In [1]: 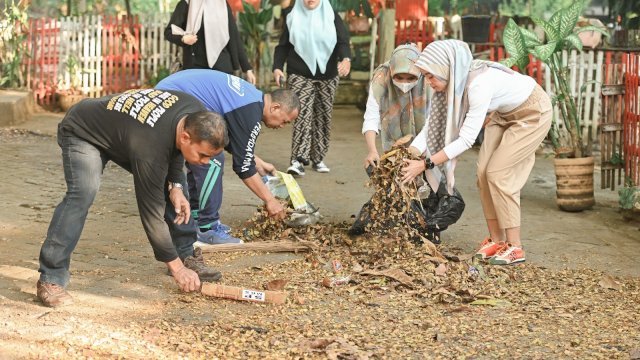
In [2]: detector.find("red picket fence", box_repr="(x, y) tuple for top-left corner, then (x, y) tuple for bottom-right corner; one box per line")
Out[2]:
(101, 15), (141, 94)
(489, 47), (544, 85)
(395, 19), (432, 49)
(25, 18), (60, 105)
(23, 15), (141, 106)
(624, 53), (640, 186)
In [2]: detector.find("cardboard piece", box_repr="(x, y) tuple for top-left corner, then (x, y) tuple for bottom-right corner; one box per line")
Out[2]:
(201, 283), (287, 304)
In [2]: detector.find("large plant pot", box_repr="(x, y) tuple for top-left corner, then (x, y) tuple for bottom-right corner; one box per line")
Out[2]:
(59, 94), (86, 112)
(461, 15), (491, 43)
(554, 157), (595, 212)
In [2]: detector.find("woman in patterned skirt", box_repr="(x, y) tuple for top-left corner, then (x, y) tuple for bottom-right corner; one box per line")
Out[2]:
(273, 0), (351, 176)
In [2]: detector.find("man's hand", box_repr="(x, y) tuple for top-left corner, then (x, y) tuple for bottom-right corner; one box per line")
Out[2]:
(246, 70), (257, 85)
(169, 187), (190, 224)
(181, 34), (198, 45)
(265, 198), (286, 220)
(364, 150), (380, 169)
(338, 59), (351, 77)
(273, 69), (285, 87)
(401, 159), (426, 184)
(258, 161), (277, 176)
(167, 259), (201, 292)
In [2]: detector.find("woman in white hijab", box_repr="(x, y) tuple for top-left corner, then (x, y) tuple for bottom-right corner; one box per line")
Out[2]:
(273, 0), (351, 176)
(165, 0), (256, 84)
(402, 40), (552, 265)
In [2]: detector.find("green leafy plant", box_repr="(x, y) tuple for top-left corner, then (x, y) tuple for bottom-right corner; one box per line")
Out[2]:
(328, 0), (373, 18)
(0, 0), (30, 89)
(501, 0), (608, 158)
(238, 0), (273, 88)
(147, 67), (170, 87)
(56, 54), (85, 95)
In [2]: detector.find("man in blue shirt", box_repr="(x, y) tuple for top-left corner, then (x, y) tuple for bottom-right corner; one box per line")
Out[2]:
(157, 70), (300, 244)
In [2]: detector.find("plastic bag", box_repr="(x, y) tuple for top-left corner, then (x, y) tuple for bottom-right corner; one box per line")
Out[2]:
(264, 171), (320, 227)
(350, 180), (465, 244)
(264, 171), (307, 210)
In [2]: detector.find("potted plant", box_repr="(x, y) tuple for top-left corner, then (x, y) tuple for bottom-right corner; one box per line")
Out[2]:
(56, 54), (86, 111)
(328, 0), (374, 34)
(501, 0), (608, 212)
(1, 0), (29, 89)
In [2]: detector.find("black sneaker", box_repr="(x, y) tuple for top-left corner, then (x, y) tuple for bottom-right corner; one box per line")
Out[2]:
(183, 247), (222, 282)
(287, 160), (305, 176)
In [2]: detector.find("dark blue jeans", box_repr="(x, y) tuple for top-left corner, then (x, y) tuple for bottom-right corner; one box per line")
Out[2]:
(38, 126), (196, 287)
(186, 152), (224, 230)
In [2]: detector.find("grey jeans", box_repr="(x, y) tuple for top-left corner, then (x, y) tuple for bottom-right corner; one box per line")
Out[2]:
(38, 126), (196, 287)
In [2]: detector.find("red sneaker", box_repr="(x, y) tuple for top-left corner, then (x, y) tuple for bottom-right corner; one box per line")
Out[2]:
(474, 237), (506, 260)
(489, 244), (526, 265)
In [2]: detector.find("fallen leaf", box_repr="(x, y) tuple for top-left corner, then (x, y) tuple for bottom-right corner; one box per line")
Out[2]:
(266, 279), (288, 291)
(361, 268), (414, 286)
(435, 263), (447, 276)
(352, 262), (363, 273)
(443, 252), (472, 262)
(598, 275), (622, 291)
(470, 299), (512, 307)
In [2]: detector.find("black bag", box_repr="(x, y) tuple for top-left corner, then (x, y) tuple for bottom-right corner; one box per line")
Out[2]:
(408, 181), (465, 243)
(349, 179), (465, 245)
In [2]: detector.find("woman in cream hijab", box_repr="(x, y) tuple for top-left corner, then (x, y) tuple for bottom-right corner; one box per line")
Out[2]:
(402, 40), (552, 265)
(165, 0), (256, 84)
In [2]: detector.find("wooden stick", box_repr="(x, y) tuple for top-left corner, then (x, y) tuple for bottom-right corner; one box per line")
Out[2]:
(201, 283), (287, 304)
(196, 240), (317, 253)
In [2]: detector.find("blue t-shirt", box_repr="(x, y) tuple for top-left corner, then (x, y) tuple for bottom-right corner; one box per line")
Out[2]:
(156, 69), (264, 179)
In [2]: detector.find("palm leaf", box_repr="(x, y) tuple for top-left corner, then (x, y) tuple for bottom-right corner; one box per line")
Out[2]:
(565, 34), (583, 51)
(520, 28), (542, 47)
(500, 57), (519, 68)
(503, 19), (528, 60)
(531, 16), (559, 42)
(575, 25), (610, 37)
(559, 1), (583, 38)
(531, 41), (557, 62)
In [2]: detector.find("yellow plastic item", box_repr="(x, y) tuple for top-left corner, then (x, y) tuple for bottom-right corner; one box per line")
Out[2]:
(277, 171), (307, 210)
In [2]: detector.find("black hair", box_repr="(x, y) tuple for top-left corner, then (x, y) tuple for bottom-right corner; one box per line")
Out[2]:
(183, 111), (228, 149)
(269, 88), (300, 113)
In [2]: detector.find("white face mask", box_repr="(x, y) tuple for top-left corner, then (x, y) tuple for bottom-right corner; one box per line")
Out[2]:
(393, 79), (418, 93)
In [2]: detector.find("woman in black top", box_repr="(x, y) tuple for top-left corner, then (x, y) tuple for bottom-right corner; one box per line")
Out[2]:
(165, 0), (256, 84)
(273, 0), (351, 176)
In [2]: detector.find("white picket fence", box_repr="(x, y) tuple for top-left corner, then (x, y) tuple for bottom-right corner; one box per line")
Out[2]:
(542, 49), (605, 143)
(48, 15), (610, 139)
(55, 13), (178, 97)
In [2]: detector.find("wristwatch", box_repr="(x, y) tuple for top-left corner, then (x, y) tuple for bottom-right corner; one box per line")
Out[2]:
(424, 157), (435, 170)
(168, 182), (184, 192)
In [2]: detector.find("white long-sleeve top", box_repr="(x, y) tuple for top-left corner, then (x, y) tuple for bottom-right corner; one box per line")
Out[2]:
(362, 87), (381, 134)
(412, 68), (536, 159)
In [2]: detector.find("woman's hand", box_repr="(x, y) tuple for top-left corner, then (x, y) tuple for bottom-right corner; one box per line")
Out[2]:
(401, 159), (426, 184)
(245, 70), (257, 85)
(273, 69), (285, 87)
(181, 34), (197, 45)
(338, 59), (351, 77)
(364, 150), (380, 169)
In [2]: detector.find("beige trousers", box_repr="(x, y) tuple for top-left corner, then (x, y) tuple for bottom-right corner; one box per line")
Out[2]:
(477, 85), (552, 229)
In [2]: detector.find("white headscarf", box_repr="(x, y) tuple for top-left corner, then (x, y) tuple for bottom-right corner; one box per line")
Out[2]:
(287, 0), (337, 75)
(171, 0), (229, 68)
(414, 39), (513, 195)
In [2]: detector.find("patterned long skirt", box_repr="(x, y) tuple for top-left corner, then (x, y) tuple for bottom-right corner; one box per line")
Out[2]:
(287, 74), (339, 165)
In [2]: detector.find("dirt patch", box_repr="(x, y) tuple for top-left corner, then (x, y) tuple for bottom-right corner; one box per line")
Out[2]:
(1, 108), (639, 358)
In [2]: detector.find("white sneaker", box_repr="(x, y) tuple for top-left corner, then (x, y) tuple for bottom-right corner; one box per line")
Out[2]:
(313, 161), (330, 173)
(287, 160), (305, 176)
